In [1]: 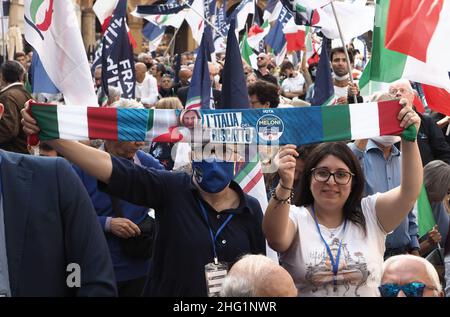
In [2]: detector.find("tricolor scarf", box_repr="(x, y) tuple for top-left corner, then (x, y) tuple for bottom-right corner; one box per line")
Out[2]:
(30, 100), (416, 145)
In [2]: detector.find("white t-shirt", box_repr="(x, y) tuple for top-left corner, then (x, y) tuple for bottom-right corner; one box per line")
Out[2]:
(333, 85), (348, 99)
(281, 73), (306, 93)
(280, 194), (387, 297)
(135, 73), (159, 105)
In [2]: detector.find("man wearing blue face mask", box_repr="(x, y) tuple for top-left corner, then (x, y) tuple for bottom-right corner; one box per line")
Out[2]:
(22, 106), (268, 297)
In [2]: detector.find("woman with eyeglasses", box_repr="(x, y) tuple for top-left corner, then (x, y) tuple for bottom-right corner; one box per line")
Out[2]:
(263, 101), (423, 296)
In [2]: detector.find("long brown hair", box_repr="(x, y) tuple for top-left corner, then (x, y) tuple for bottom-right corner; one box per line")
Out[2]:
(295, 142), (367, 234)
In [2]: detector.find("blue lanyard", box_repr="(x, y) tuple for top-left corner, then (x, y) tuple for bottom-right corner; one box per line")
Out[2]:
(197, 199), (234, 264)
(311, 205), (347, 289)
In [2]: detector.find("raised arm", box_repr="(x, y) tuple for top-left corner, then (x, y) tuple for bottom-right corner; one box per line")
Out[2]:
(21, 102), (113, 184)
(375, 99), (423, 232)
(262, 145), (298, 253)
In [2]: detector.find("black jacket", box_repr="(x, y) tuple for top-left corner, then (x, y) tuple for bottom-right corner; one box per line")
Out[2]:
(417, 113), (450, 166)
(176, 86), (222, 109)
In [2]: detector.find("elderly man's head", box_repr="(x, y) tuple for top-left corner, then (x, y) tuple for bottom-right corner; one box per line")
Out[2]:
(389, 79), (415, 103)
(380, 255), (443, 297)
(94, 66), (102, 89)
(220, 254), (297, 297)
(135, 62), (148, 83)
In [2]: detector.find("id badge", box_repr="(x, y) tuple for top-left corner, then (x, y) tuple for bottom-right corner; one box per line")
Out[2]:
(205, 260), (228, 297)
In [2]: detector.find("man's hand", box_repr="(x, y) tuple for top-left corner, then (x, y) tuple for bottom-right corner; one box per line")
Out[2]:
(398, 98), (421, 133)
(427, 225), (442, 244)
(336, 96), (348, 105)
(20, 100), (41, 136)
(437, 116), (450, 128)
(110, 218), (141, 239)
(348, 82), (359, 96)
(409, 249), (420, 256)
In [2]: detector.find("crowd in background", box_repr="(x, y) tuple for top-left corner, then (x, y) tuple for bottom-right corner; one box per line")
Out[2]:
(1, 40), (450, 298)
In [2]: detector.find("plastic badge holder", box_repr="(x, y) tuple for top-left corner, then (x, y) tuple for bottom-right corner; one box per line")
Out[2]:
(205, 261), (228, 297)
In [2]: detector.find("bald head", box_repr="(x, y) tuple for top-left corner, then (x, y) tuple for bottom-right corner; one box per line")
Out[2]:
(381, 255), (443, 297)
(220, 255), (298, 297)
(135, 62), (148, 83)
(178, 67), (192, 86)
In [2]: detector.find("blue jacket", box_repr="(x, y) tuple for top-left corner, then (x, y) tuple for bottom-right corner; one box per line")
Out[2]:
(73, 150), (164, 282)
(0, 150), (116, 296)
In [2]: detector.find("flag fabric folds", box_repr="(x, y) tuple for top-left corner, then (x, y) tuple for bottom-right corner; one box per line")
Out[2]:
(142, 22), (165, 52)
(222, 19), (251, 110)
(24, 0), (97, 106)
(240, 32), (258, 70)
(359, 0), (450, 95)
(422, 84), (450, 117)
(247, 21), (271, 50)
(416, 185), (436, 238)
(29, 49), (59, 94)
(228, 0), (255, 34)
(185, 25), (214, 110)
(134, 2), (190, 15)
(93, 0), (119, 31)
(220, 19), (275, 260)
(311, 38), (334, 106)
(101, 0), (136, 99)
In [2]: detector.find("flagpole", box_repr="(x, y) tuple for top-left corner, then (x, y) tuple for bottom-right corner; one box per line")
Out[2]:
(164, 27), (181, 57)
(181, 0), (225, 38)
(1, 15), (6, 60)
(329, 1), (357, 103)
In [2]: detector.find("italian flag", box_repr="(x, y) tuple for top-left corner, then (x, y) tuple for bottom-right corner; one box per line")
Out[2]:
(247, 21), (271, 50)
(234, 154), (278, 261)
(234, 158), (265, 198)
(415, 185), (436, 238)
(283, 19), (306, 52)
(240, 32), (258, 70)
(359, 0), (450, 95)
(315, 100), (415, 142)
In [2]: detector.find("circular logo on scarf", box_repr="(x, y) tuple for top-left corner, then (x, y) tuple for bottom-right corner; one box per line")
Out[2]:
(256, 114), (284, 142)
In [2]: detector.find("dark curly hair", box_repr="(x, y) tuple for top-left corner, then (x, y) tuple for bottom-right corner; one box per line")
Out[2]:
(247, 80), (280, 108)
(295, 142), (367, 235)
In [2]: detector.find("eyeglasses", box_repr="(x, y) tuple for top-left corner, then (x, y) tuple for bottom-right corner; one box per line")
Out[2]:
(311, 167), (354, 185)
(388, 87), (408, 95)
(257, 57), (265, 60)
(378, 282), (437, 297)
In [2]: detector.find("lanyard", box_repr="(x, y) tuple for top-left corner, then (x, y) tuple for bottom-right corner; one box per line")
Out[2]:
(311, 205), (347, 289)
(197, 199), (234, 265)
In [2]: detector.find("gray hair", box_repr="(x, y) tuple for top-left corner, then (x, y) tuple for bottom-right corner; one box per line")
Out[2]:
(369, 91), (395, 102)
(109, 98), (144, 109)
(107, 86), (122, 105)
(424, 160), (450, 202)
(390, 78), (414, 93)
(383, 255), (442, 292)
(220, 254), (278, 297)
(137, 52), (151, 62)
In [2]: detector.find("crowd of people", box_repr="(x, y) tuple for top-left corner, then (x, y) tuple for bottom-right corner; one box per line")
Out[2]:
(0, 41), (449, 298)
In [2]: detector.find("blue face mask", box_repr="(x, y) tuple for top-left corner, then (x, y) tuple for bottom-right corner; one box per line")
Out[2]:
(192, 159), (235, 193)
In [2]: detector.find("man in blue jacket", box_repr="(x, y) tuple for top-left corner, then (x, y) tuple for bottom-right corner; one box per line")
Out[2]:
(0, 104), (116, 296)
(73, 100), (164, 297)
